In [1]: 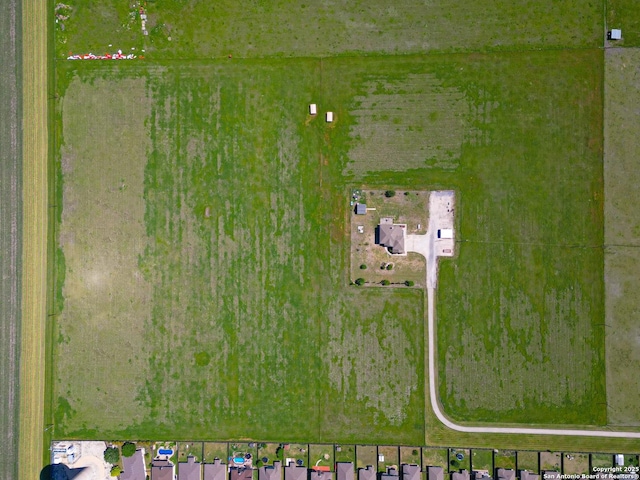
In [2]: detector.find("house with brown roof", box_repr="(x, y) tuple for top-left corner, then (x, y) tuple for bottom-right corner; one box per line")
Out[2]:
(452, 470), (470, 480)
(377, 218), (406, 254)
(260, 461), (282, 480)
(231, 466), (253, 480)
(285, 462), (308, 480)
(427, 467), (444, 480)
(151, 459), (175, 480)
(382, 467), (400, 480)
(336, 463), (354, 480)
(520, 472), (539, 480)
(179, 456), (202, 480)
(120, 449), (147, 480)
(496, 469), (515, 480)
(359, 466), (376, 480)
(402, 464), (421, 480)
(204, 458), (227, 480)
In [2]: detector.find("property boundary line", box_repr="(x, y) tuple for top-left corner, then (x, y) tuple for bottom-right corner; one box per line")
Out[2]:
(18, 0), (49, 478)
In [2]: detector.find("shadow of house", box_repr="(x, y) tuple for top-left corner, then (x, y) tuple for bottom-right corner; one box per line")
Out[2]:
(40, 464), (89, 480)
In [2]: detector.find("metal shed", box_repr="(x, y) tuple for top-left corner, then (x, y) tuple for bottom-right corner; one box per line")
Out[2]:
(309, 104), (317, 115)
(326, 111), (333, 122)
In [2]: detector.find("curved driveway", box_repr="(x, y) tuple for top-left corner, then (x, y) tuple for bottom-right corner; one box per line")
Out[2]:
(407, 193), (640, 439)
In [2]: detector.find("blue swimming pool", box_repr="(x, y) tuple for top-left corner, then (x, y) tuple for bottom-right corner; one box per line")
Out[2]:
(158, 448), (173, 456)
(233, 457), (245, 464)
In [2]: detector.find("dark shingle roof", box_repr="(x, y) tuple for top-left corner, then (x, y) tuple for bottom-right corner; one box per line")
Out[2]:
(378, 222), (405, 254)
(260, 462), (283, 480)
(230, 467), (253, 480)
(151, 459), (175, 480)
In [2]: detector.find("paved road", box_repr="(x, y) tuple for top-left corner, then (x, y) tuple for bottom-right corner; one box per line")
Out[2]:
(407, 196), (640, 439)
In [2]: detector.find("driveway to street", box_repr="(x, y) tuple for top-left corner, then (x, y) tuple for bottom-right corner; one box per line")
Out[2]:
(407, 192), (640, 439)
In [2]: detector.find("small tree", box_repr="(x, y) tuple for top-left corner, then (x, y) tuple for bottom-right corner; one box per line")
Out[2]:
(381, 280), (390, 286)
(110, 465), (122, 477)
(405, 280), (415, 287)
(386, 263), (393, 270)
(359, 264), (367, 270)
(122, 442), (136, 458)
(256, 460), (264, 468)
(384, 190), (396, 198)
(355, 278), (366, 286)
(104, 446), (120, 465)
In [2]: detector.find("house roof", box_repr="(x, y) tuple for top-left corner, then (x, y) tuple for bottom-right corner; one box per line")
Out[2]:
(520, 472), (539, 480)
(120, 449), (147, 480)
(151, 459), (175, 480)
(204, 458), (227, 480)
(378, 223), (405, 254)
(355, 204), (367, 215)
(427, 467), (444, 480)
(179, 456), (202, 480)
(382, 467), (400, 480)
(231, 467), (253, 480)
(336, 463), (354, 480)
(496, 469), (516, 480)
(285, 462), (308, 480)
(260, 461), (283, 480)
(359, 466), (377, 480)
(402, 464), (421, 480)
(310, 471), (334, 480)
(452, 471), (470, 480)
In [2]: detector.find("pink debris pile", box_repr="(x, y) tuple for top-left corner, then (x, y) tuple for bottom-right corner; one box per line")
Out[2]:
(67, 49), (142, 60)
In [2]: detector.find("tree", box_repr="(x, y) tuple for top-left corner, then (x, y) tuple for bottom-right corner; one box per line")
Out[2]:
(405, 280), (415, 287)
(104, 446), (120, 464)
(386, 263), (393, 270)
(256, 460), (264, 468)
(384, 190), (396, 198)
(355, 278), (365, 286)
(359, 264), (367, 270)
(122, 442), (136, 457)
(381, 280), (390, 286)
(110, 465), (122, 477)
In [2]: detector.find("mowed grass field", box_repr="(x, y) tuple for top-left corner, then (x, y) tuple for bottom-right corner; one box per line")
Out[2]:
(0, 0), (22, 478)
(607, 1), (640, 46)
(53, 60), (425, 443)
(603, 48), (640, 427)
(55, 0), (602, 59)
(20, 0), (48, 478)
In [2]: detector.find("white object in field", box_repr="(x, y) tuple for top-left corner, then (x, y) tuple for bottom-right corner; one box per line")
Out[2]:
(615, 455), (624, 466)
(357, 225), (364, 234)
(378, 455), (384, 462)
(309, 104), (317, 115)
(326, 111), (333, 122)
(438, 228), (453, 239)
(611, 29), (622, 40)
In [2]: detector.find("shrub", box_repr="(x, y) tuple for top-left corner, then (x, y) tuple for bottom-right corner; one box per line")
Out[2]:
(359, 264), (367, 270)
(122, 442), (136, 457)
(384, 190), (396, 197)
(381, 280), (390, 286)
(256, 460), (264, 468)
(104, 446), (120, 464)
(386, 263), (393, 270)
(405, 280), (415, 287)
(355, 278), (365, 286)
(110, 465), (122, 477)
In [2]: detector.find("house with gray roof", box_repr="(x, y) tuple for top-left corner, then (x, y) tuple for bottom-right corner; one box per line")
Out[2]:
(151, 459), (175, 480)
(452, 470), (470, 480)
(472, 471), (492, 480)
(355, 203), (367, 215)
(382, 467), (400, 480)
(285, 462), (308, 480)
(231, 466), (253, 480)
(520, 472), (539, 480)
(377, 218), (406, 254)
(337, 463), (354, 480)
(403, 464), (421, 480)
(359, 466), (377, 480)
(260, 461), (282, 480)
(427, 467), (444, 480)
(204, 458), (227, 480)
(179, 456), (202, 480)
(496, 469), (515, 480)
(311, 471), (334, 480)
(120, 448), (147, 480)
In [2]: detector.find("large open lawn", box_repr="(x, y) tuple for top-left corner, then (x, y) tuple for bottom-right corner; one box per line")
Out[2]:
(0, 0), (22, 479)
(603, 47), (640, 426)
(53, 60), (425, 443)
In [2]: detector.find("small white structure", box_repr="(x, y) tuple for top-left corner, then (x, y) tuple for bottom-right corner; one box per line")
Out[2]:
(326, 111), (333, 123)
(378, 455), (385, 462)
(611, 29), (622, 40)
(357, 225), (364, 234)
(309, 104), (317, 115)
(438, 228), (453, 239)
(616, 455), (624, 466)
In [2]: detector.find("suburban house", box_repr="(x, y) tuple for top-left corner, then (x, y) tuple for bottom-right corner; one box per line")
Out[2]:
(231, 466), (254, 480)
(427, 466), (444, 480)
(337, 463), (355, 480)
(452, 470), (470, 480)
(311, 470), (334, 480)
(402, 465), (421, 480)
(377, 217), (406, 254)
(204, 458), (227, 480)
(179, 456), (202, 480)
(285, 462), (308, 480)
(381, 467), (400, 480)
(120, 448), (147, 480)
(520, 472), (539, 480)
(496, 469), (516, 480)
(151, 459), (175, 480)
(259, 461), (282, 480)
(472, 471), (492, 480)
(359, 466), (377, 480)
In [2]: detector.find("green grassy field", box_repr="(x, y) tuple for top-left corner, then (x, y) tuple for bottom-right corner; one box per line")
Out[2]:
(0, 0), (22, 479)
(55, 0), (602, 59)
(53, 60), (425, 443)
(603, 47), (640, 427)
(607, 1), (640, 46)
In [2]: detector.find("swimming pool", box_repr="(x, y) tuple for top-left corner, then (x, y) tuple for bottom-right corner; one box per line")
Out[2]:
(233, 457), (245, 464)
(158, 448), (173, 456)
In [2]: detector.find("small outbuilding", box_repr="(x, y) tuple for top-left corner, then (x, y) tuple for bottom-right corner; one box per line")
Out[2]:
(326, 112), (334, 122)
(310, 104), (317, 115)
(355, 203), (367, 215)
(609, 29), (622, 40)
(616, 455), (624, 466)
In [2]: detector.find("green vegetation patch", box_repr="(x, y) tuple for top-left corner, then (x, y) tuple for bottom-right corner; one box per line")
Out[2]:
(607, 1), (640, 46)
